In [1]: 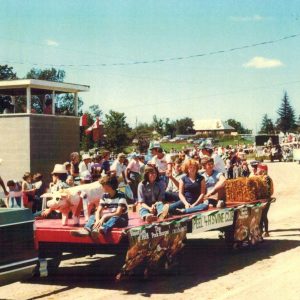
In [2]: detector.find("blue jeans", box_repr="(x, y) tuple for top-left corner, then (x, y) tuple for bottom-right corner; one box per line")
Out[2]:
(8, 197), (22, 208)
(169, 200), (208, 214)
(85, 214), (128, 235)
(139, 201), (164, 219)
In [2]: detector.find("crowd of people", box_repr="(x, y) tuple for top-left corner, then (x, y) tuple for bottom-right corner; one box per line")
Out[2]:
(0, 141), (273, 239)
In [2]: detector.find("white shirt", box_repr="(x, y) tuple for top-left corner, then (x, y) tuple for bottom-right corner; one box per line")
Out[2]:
(212, 153), (226, 174)
(79, 161), (91, 175)
(111, 160), (126, 177)
(150, 154), (168, 172)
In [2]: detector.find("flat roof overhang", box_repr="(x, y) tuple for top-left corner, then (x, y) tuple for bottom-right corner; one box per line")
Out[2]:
(0, 79), (90, 96)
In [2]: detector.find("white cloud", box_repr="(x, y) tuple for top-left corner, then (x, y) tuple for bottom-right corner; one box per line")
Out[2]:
(230, 15), (264, 22)
(243, 56), (283, 69)
(45, 39), (59, 47)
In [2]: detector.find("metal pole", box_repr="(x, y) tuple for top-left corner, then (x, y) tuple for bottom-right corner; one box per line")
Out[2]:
(52, 91), (55, 115)
(74, 92), (78, 116)
(26, 87), (31, 113)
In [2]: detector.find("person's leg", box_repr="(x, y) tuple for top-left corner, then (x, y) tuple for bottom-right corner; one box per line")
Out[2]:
(184, 203), (209, 214)
(169, 200), (185, 214)
(102, 216), (128, 235)
(84, 214), (96, 231)
(15, 197), (22, 208)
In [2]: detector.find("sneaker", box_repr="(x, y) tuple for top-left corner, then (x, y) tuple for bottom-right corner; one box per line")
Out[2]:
(70, 228), (90, 237)
(91, 229), (100, 240)
(158, 203), (169, 220)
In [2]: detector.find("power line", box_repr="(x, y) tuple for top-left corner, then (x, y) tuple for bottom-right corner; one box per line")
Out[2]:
(1, 32), (300, 68)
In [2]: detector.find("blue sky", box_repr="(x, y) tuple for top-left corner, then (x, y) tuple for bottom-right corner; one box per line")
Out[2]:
(0, 0), (300, 132)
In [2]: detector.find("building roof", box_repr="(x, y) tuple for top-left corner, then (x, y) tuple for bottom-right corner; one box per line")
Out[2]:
(0, 79), (90, 96)
(194, 119), (235, 131)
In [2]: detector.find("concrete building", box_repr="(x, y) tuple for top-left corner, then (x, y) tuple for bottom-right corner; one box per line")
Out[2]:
(0, 79), (89, 184)
(194, 119), (235, 135)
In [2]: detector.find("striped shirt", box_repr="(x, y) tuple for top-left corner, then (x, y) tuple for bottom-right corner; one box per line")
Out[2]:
(100, 190), (128, 218)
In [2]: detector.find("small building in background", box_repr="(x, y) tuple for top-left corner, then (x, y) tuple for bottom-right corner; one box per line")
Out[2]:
(194, 119), (235, 136)
(0, 79), (89, 185)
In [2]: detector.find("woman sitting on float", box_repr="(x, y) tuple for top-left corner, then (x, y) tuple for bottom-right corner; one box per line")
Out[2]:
(169, 159), (208, 215)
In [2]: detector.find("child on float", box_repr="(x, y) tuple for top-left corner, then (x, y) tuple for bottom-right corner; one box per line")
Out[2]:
(6, 180), (22, 208)
(71, 175), (128, 239)
(257, 163), (274, 237)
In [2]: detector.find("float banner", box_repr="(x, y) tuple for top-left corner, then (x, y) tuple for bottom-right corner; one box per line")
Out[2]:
(234, 203), (266, 245)
(122, 220), (187, 273)
(192, 208), (234, 233)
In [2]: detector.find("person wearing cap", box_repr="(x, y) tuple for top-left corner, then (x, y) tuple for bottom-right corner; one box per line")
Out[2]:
(111, 153), (127, 184)
(137, 165), (169, 222)
(49, 164), (69, 192)
(257, 163), (274, 237)
(79, 153), (92, 177)
(41, 164), (69, 218)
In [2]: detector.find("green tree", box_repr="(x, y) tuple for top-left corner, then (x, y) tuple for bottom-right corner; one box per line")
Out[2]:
(226, 119), (250, 134)
(89, 104), (102, 118)
(0, 64), (17, 80)
(0, 65), (18, 113)
(26, 67), (65, 82)
(151, 115), (164, 135)
(259, 114), (275, 134)
(164, 118), (176, 137)
(276, 91), (296, 133)
(103, 110), (131, 152)
(175, 117), (194, 135)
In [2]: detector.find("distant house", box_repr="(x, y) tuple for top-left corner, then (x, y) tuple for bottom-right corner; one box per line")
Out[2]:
(194, 119), (235, 135)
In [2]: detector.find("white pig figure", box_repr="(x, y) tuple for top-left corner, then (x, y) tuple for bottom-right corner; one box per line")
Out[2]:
(41, 181), (104, 226)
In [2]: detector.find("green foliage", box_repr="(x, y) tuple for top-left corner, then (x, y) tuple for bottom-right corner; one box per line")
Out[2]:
(103, 110), (131, 152)
(0, 64), (17, 80)
(0, 65), (18, 113)
(175, 117), (194, 134)
(151, 115), (164, 135)
(89, 104), (102, 118)
(26, 67), (65, 82)
(259, 114), (275, 134)
(276, 91), (296, 133)
(226, 119), (251, 134)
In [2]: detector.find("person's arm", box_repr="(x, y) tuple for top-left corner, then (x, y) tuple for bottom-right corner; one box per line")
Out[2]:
(205, 174), (226, 199)
(178, 179), (191, 209)
(168, 174), (180, 189)
(0, 176), (8, 196)
(192, 179), (206, 206)
(137, 183), (153, 212)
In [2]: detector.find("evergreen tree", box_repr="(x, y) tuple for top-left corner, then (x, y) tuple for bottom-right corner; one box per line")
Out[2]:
(276, 91), (296, 133)
(259, 114), (275, 134)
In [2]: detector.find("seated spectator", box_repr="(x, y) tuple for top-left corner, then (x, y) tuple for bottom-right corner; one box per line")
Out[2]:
(6, 180), (22, 208)
(165, 158), (184, 203)
(66, 175), (75, 187)
(70, 175), (128, 238)
(137, 165), (169, 222)
(43, 97), (52, 114)
(201, 156), (226, 207)
(169, 159), (207, 215)
(49, 164), (69, 192)
(22, 172), (36, 210)
(33, 173), (46, 212)
(70, 152), (80, 178)
(80, 170), (92, 184)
